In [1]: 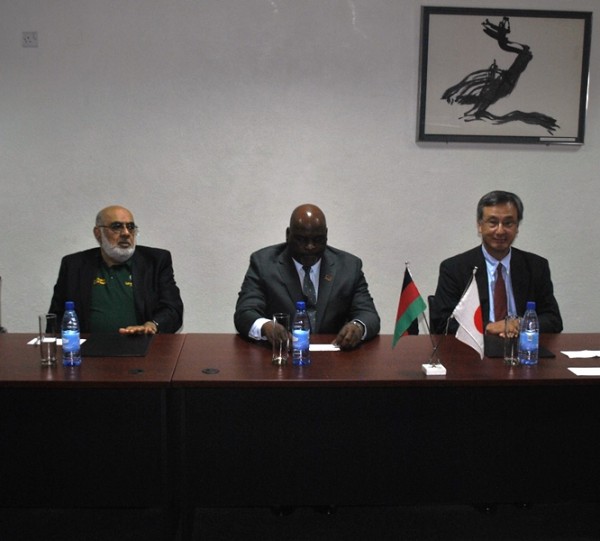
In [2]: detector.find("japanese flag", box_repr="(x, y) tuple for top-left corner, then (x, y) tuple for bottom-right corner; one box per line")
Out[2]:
(452, 278), (484, 359)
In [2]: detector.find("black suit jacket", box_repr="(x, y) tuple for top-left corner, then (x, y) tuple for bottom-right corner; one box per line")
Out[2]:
(431, 246), (562, 334)
(48, 246), (184, 333)
(234, 243), (380, 339)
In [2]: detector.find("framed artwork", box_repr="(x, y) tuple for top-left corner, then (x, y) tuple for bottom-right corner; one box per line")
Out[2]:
(417, 7), (592, 144)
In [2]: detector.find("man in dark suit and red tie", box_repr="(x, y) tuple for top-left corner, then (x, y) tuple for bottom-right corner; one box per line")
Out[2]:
(431, 191), (562, 336)
(234, 204), (380, 350)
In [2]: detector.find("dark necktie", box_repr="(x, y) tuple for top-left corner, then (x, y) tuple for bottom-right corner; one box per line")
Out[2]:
(494, 264), (508, 322)
(302, 265), (317, 331)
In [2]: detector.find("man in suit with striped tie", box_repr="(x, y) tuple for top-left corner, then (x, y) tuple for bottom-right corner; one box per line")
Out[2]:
(234, 204), (380, 350)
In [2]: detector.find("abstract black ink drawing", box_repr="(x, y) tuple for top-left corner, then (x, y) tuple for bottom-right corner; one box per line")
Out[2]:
(441, 17), (559, 134)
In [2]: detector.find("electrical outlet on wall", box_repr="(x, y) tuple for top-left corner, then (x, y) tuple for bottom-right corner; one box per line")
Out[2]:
(22, 31), (38, 48)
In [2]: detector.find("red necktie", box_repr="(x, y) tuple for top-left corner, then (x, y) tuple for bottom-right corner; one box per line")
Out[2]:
(494, 264), (507, 321)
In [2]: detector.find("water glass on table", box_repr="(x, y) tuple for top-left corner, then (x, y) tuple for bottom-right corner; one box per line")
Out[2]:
(503, 314), (519, 366)
(272, 313), (290, 365)
(38, 313), (58, 365)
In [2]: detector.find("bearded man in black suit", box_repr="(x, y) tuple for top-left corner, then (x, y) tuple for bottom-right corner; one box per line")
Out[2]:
(49, 205), (183, 334)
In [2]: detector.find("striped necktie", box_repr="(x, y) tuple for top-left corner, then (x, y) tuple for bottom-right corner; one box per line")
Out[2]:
(302, 265), (317, 330)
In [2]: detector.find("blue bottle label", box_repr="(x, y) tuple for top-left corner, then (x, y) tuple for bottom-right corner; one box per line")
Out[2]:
(519, 331), (538, 351)
(62, 330), (80, 353)
(292, 329), (310, 350)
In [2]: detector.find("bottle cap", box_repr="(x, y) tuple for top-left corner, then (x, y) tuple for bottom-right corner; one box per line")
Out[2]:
(295, 301), (306, 310)
(65, 301), (75, 311)
(526, 301), (536, 311)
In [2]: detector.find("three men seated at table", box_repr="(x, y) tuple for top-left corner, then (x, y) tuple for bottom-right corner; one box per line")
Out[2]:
(47, 193), (562, 342)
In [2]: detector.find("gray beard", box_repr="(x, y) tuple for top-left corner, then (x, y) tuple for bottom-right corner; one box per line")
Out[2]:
(101, 237), (135, 263)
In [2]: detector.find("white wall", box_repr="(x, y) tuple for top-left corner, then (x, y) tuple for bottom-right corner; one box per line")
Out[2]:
(1, 0), (598, 333)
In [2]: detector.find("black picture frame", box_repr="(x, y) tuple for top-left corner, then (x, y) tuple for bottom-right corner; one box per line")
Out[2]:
(417, 7), (592, 144)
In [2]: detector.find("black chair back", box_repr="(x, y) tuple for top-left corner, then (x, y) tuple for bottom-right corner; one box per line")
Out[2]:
(428, 295), (440, 333)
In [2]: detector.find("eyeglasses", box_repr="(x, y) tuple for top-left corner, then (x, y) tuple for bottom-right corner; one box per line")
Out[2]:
(97, 222), (138, 234)
(480, 219), (517, 230)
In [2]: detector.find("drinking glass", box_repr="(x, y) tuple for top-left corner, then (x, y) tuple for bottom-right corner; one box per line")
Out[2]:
(503, 315), (519, 366)
(272, 313), (290, 365)
(38, 313), (58, 365)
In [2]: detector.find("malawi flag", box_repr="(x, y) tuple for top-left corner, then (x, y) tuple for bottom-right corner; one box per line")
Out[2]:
(392, 268), (427, 348)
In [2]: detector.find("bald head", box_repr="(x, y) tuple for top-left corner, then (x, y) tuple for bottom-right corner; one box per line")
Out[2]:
(289, 204), (327, 230)
(286, 204), (328, 266)
(95, 205), (134, 227)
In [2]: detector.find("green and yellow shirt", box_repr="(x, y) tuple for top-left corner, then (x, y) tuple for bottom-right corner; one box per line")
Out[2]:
(89, 261), (138, 333)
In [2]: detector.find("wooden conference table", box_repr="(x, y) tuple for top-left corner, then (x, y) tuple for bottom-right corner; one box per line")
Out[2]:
(174, 333), (600, 510)
(0, 333), (185, 508)
(2, 332), (600, 512)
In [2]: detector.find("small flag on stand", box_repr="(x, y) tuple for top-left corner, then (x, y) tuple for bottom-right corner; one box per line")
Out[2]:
(392, 266), (427, 348)
(452, 274), (484, 359)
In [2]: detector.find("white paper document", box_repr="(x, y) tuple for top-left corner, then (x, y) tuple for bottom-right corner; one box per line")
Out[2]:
(561, 350), (600, 359)
(309, 344), (340, 351)
(28, 338), (86, 346)
(568, 367), (600, 376)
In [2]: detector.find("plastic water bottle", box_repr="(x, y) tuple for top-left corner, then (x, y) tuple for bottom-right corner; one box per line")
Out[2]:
(518, 301), (539, 366)
(62, 300), (82, 366)
(292, 301), (311, 366)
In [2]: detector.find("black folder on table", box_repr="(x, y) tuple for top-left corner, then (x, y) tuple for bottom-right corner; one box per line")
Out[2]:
(484, 335), (555, 358)
(80, 333), (153, 357)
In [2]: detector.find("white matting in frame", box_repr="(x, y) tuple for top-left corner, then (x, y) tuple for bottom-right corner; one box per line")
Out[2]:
(417, 7), (592, 144)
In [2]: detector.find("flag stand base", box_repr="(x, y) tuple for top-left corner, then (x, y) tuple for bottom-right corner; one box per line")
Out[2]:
(422, 363), (447, 375)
